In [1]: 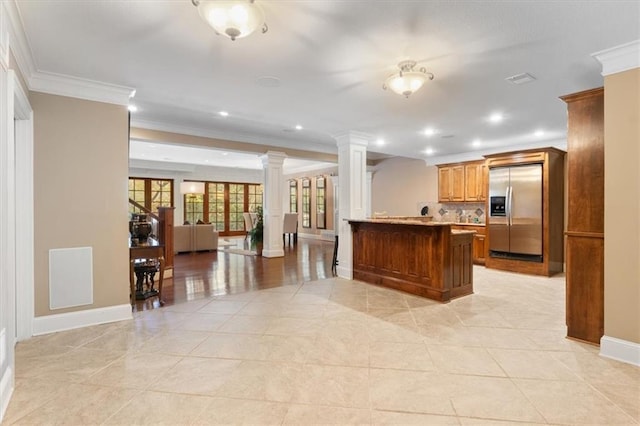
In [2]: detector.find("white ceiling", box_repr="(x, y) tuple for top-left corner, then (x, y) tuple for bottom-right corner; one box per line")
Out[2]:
(14, 1), (640, 163)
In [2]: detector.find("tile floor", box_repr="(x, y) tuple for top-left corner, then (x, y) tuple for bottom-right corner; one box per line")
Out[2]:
(3, 267), (639, 425)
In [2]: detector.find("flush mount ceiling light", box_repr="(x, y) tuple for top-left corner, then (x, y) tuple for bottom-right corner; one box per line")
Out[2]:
(383, 60), (434, 98)
(191, 0), (267, 41)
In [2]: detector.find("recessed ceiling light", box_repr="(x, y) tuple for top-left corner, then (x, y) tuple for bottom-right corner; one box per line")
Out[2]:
(219, 111), (229, 117)
(128, 105), (138, 113)
(535, 130), (545, 137)
(129, 89), (136, 98)
(424, 148), (434, 156)
(424, 128), (437, 136)
(204, 159), (209, 163)
(376, 138), (385, 146)
(489, 113), (503, 124)
(472, 139), (482, 147)
(222, 152), (228, 156)
(295, 125), (303, 130)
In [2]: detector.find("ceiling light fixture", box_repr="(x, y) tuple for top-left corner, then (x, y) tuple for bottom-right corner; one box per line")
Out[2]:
(424, 127), (437, 136)
(128, 105), (138, 113)
(535, 130), (545, 137)
(219, 111), (229, 117)
(383, 60), (434, 98)
(191, 0), (268, 41)
(424, 148), (434, 156)
(295, 125), (303, 130)
(376, 139), (385, 146)
(472, 139), (482, 147)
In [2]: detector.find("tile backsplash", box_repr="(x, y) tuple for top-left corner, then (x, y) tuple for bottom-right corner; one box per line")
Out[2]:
(418, 201), (486, 224)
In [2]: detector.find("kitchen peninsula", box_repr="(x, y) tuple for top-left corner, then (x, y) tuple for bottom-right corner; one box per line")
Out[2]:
(348, 219), (474, 302)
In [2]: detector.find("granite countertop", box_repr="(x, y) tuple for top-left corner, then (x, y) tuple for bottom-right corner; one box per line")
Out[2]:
(451, 222), (486, 227)
(348, 218), (449, 226)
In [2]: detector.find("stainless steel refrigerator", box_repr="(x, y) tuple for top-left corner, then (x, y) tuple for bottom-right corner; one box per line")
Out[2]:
(488, 164), (543, 262)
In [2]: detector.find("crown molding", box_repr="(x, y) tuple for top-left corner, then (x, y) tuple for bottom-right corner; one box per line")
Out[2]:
(29, 71), (134, 106)
(0, 3), (9, 69)
(592, 39), (640, 76)
(2, 1), (36, 78)
(2, 1), (135, 105)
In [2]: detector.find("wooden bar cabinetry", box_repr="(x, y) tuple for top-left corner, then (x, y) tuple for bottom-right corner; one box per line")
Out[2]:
(348, 220), (474, 302)
(561, 88), (604, 345)
(452, 224), (486, 265)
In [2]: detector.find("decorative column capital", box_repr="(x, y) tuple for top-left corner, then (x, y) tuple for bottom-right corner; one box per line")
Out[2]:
(260, 151), (287, 168)
(334, 131), (371, 149)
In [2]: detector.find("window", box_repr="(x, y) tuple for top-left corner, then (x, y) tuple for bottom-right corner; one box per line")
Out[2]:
(316, 176), (326, 229)
(207, 183), (225, 231)
(184, 193), (204, 224)
(228, 184), (245, 231)
(182, 181), (263, 234)
(247, 184), (263, 214)
(289, 180), (298, 213)
(302, 178), (311, 228)
(128, 177), (173, 214)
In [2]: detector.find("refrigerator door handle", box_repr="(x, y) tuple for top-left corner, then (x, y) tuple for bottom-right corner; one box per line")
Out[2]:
(507, 186), (513, 227)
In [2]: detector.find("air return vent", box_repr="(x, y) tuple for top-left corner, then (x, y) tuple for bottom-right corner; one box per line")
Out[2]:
(505, 73), (536, 85)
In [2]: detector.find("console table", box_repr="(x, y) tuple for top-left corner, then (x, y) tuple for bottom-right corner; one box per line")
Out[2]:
(129, 238), (165, 306)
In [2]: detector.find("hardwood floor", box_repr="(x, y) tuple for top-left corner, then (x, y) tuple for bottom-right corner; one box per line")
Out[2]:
(134, 237), (335, 312)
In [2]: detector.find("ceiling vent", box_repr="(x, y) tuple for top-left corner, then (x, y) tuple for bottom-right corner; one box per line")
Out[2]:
(505, 73), (536, 85)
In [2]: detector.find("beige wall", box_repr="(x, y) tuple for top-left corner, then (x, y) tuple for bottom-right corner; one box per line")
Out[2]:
(371, 157), (438, 216)
(32, 92), (130, 316)
(604, 68), (640, 344)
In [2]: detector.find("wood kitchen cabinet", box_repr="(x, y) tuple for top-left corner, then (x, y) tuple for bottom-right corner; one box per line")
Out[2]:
(561, 87), (604, 345)
(464, 161), (487, 202)
(452, 224), (486, 265)
(438, 165), (465, 202)
(438, 161), (486, 202)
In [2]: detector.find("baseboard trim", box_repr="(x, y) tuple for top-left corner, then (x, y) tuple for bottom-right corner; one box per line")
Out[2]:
(336, 265), (353, 280)
(0, 366), (14, 424)
(600, 335), (640, 366)
(33, 304), (133, 336)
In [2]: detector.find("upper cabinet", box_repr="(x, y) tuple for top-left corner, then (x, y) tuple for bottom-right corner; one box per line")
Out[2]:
(438, 165), (465, 202)
(438, 161), (486, 202)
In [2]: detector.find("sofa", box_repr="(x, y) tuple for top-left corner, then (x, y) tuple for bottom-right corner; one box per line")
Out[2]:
(174, 224), (219, 253)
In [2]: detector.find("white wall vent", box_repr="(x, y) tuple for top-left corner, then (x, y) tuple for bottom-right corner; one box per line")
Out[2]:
(49, 247), (93, 310)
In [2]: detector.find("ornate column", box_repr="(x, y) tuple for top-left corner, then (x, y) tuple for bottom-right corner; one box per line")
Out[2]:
(335, 132), (369, 279)
(260, 151), (286, 258)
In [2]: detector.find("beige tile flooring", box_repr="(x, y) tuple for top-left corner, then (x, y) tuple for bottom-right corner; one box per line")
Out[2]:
(4, 267), (640, 425)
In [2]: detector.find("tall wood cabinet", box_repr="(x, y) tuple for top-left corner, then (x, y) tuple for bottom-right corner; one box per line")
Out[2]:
(484, 148), (565, 277)
(561, 88), (604, 345)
